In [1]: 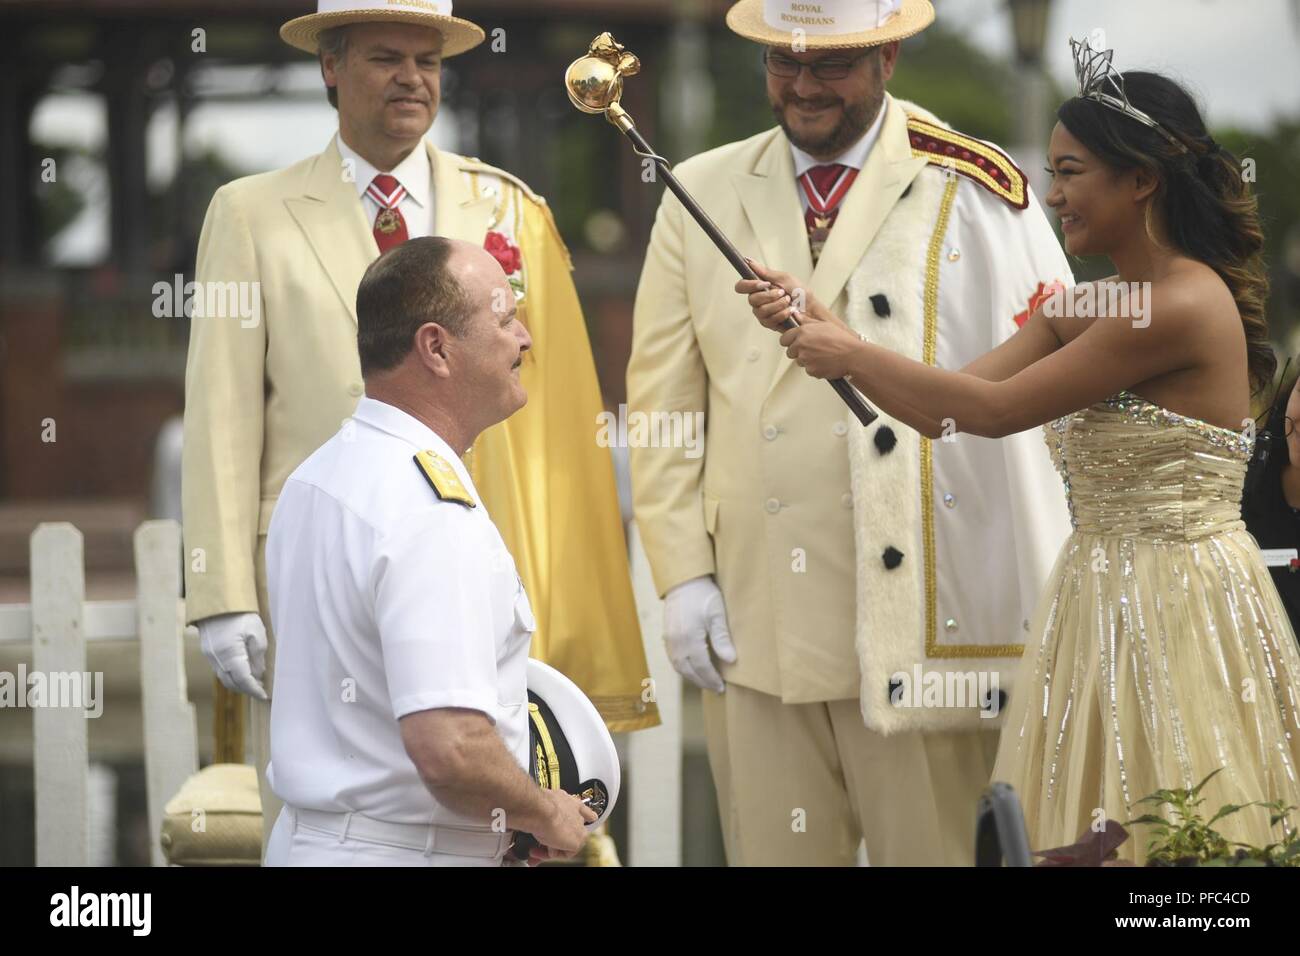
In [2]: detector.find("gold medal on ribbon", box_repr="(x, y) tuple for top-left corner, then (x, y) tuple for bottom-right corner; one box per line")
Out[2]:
(375, 207), (401, 234)
(809, 215), (832, 263)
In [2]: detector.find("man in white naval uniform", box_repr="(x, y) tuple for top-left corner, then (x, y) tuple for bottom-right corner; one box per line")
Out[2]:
(629, 0), (1074, 865)
(264, 237), (594, 866)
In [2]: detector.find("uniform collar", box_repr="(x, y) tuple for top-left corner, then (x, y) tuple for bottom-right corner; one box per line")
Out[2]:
(336, 133), (432, 211)
(789, 101), (887, 177)
(351, 397), (464, 473)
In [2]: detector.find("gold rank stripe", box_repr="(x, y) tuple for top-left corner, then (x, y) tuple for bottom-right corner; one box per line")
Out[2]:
(413, 450), (476, 508)
(906, 116), (1029, 210)
(922, 176), (1024, 660)
(528, 702), (562, 790)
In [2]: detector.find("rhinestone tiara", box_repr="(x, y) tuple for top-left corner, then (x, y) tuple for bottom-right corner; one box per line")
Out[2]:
(1070, 36), (1189, 154)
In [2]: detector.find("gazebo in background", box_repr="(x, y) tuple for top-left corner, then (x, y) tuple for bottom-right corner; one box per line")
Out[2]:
(0, 0), (742, 506)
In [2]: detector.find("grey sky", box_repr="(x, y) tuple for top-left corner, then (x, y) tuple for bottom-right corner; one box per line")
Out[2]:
(940, 0), (1300, 131)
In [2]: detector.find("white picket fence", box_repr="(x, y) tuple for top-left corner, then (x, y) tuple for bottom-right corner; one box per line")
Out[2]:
(0, 521), (197, 866)
(0, 519), (682, 867)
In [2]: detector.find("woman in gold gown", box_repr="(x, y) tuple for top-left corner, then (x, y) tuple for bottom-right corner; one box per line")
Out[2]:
(736, 41), (1300, 863)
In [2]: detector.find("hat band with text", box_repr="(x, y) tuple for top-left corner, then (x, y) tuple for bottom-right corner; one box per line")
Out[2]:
(761, 0), (900, 36)
(316, 0), (453, 17)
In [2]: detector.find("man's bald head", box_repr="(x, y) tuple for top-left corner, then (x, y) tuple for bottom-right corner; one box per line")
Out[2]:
(356, 236), (531, 443)
(357, 236), (481, 374)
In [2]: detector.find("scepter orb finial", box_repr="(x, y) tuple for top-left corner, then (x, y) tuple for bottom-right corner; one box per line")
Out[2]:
(565, 32), (641, 115)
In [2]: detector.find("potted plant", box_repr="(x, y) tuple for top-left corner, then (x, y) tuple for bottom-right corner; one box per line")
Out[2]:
(1031, 769), (1300, 866)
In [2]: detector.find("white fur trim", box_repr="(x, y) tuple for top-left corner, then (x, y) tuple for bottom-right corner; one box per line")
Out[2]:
(845, 166), (939, 735)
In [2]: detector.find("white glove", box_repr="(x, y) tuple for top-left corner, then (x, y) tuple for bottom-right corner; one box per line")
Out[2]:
(197, 611), (269, 700)
(663, 575), (737, 693)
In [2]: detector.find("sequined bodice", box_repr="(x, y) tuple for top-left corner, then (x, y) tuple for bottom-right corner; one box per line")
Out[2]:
(1043, 391), (1254, 540)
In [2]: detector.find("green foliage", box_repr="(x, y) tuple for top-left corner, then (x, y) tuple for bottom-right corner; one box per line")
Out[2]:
(701, 34), (778, 151)
(547, 117), (605, 252)
(1219, 121), (1300, 352)
(888, 29), (1026, 145)
(32, 143), (89, 250)
(32, 140), (248, 271)
(167, 147), (251, 241)
(1127, 768), (1300, 866)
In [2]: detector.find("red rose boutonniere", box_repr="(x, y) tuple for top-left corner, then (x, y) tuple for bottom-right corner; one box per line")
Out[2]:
(484, 231), (525, 296)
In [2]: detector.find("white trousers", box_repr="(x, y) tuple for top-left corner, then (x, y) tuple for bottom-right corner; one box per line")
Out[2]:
(264, 807), (517, 867)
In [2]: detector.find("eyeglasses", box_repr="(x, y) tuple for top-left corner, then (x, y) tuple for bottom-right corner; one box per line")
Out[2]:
(763, 49), (873, 81)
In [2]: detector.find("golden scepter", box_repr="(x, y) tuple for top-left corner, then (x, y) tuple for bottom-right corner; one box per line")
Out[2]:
(565, 32), (878, 427)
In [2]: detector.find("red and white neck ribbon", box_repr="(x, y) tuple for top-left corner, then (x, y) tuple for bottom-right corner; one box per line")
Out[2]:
(799, 163), (858, 218)
(366, 174), (407, 211)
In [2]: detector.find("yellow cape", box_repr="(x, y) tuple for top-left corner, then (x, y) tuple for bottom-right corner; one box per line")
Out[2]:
(467, 182), (659, 733)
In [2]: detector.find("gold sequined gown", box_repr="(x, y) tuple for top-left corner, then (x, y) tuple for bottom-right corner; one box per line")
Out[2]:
(991, 391), (1300, 863)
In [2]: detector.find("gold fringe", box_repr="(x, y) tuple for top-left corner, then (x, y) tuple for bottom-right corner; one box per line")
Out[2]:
(590, 694), (661, 733)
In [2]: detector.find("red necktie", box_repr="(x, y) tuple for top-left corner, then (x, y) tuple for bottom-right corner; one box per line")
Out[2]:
(367, 173), (409, 253)
(799, 163), (858, 262)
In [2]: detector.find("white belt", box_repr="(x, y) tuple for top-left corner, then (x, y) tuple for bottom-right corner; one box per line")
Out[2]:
(289, 807), (514, 859)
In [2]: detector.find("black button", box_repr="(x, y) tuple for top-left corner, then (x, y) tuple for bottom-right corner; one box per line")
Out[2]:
(882, 546), (904, 570)
(870, 293), (891, 318)
(874, 425), (897, 455)
(982, 688), (1009, 713)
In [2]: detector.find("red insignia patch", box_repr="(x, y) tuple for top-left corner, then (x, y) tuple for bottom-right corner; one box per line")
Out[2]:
(1014, 280), (1066, 327)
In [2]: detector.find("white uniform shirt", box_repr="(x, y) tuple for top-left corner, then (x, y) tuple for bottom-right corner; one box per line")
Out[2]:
(265, 397), (534, 825)
(336, 133), (436, 239)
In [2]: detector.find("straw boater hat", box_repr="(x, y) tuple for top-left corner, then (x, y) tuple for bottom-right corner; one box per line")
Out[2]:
(281, 0), (485, 57)
(726, 0), (935, 50)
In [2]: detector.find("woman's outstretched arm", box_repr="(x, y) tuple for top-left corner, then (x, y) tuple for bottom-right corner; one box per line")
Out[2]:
(831, 292), (1194, 438)
(739, 264), (1070, 436)
(739, 266), (1204, 439)
(860, 305), (1067, 436)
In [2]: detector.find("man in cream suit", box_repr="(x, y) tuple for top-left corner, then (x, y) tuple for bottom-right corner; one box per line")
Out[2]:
(183, 0), (656, 855)
(629, 0), (1073, 865)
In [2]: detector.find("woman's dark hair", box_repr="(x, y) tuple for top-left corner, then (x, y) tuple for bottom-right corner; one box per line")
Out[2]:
(1058, 72), (1275, 395)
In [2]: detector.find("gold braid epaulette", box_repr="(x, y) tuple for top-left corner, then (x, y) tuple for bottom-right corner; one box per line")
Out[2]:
(906, 116), (1029, 210)
(457, 156), (546, 206)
